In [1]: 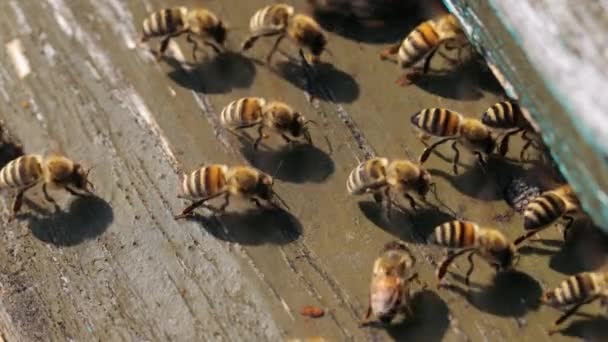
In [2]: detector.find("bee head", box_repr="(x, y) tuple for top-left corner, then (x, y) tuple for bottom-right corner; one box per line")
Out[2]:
(211, 20), (228, 46)
(484, 134), (497, 154)
(540, 290), (559, 306)
(415, 168), (432, 196)
(310, 32), (327, 60)
(492, 244), (516, 271)
(72, 163), (95, 193)
(256, 173), (274, 199)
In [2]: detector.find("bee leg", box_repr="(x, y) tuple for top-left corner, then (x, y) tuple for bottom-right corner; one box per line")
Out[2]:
(63, 186), (85, 197)
(474, 152), (487, 173)
(436, 248), (475, 287)
(217, 192), (231, 213)
(498, 128), (522, 157)
(174, 192), (226, 219)
(520, 130), (535, 161)
(514, 228), (548, 246)
(549, 296), (601, 335)
(404, 193), (418, 211)
(280, 134), (294, 145)
(379, 42), (400, 61)
(158, 32), (184, 60)
(451, 141), (460, 175)
(562, 215), (575, 241)
(10, 183), (37, 220)
(42, 183), (61, 212)
(249, 197), (264, 209)
(266, 34), (286, 65)
(359, 295), (374, 327)
(422, 45), (441, 75)
(373, 191), (384, 203)
(241, 29), (282, 52)
(185, 33), (200, 62)
(464, 251), (476, 286)
(253, 125), (268, 150)
(203, 40), (223, 54)
(395, 69), (422, 86)
(419, 137), (455, 164)
(42, 183), (56, 204)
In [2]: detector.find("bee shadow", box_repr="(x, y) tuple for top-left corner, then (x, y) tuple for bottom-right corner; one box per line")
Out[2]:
(19, 195), (113, 246)
(273, 60), (360, 104)
(548, 222), (608, 275)
(308, 1), (422, 44)
(429, 155), (528, 201)
(554, 318), (608, 340)
(236, 133), (334, 184)
(384, 289), (449, 342)
(164, 51), (256, 94)
(443, 270), (541, 317)
(358, 200), (456, 243)
(413, 61), (503, 100)
(0, 131), (24, 168)
(184, 207), (301, 246)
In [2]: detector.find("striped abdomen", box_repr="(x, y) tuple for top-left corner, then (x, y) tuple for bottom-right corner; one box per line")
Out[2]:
(249, 4), (294, 32)
(410, 108), (462, 137)
(220, 97), (266, 128)
(523, 191), (567, 230)
(347, 158), (389, 195)
(141, 7), (187, 40)
(482, 101), (525, 129)
(398, 21), (440, 68)
(0, 155), (43, 189)
(182, 164), (229, 199)
(544, 272), (601, 307)
(433, 220), (478, 248)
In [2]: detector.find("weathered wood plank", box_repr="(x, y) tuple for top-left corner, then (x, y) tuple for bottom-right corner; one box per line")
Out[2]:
(444, 0), (608, 233)
(0, 0), (605, 341)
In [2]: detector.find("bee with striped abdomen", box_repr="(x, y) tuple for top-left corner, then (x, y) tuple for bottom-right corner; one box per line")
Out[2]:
(542, 271), (608, 334)
(513, 185), (581, 246)
(481, 101), (538, 159)
(361, 241), (420, 326)
(347, 157), (433, 217)
(140, 7), (227, 61)
(379, 13), (472, 86)
(242, 4), (328, 65)
(174, 164), (289, 219)
(411, 108), (496, 174)
(0, 154), (94, 219)
(432, 220), (517, 286)
(220, 98), (316, 149)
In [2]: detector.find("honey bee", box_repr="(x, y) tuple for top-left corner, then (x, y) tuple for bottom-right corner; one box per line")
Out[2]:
(481, 101), (537, 159)
(542, 271), (608, 334)
(346, 157), (433, 216)
(242, 4), (328, 64)
(140, 7), (227, 61)
(0, 154), (94, 218)
(432, 220), (517, 286)
(220, 97), (316, 149)
(411, 108), (496, 174)
(379, 13), (472, 86)
(174, 164), (289, 219)
(361, 241), (420, 326)
(513, 185), (581, 246)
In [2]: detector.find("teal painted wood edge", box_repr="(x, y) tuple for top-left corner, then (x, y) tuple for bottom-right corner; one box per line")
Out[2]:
(443, 0), (608, 233)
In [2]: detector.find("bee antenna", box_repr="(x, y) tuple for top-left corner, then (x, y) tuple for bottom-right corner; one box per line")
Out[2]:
(304, 119), (319, 127)
(272, 190), (290, 211)
(272, 160), (284, 179)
